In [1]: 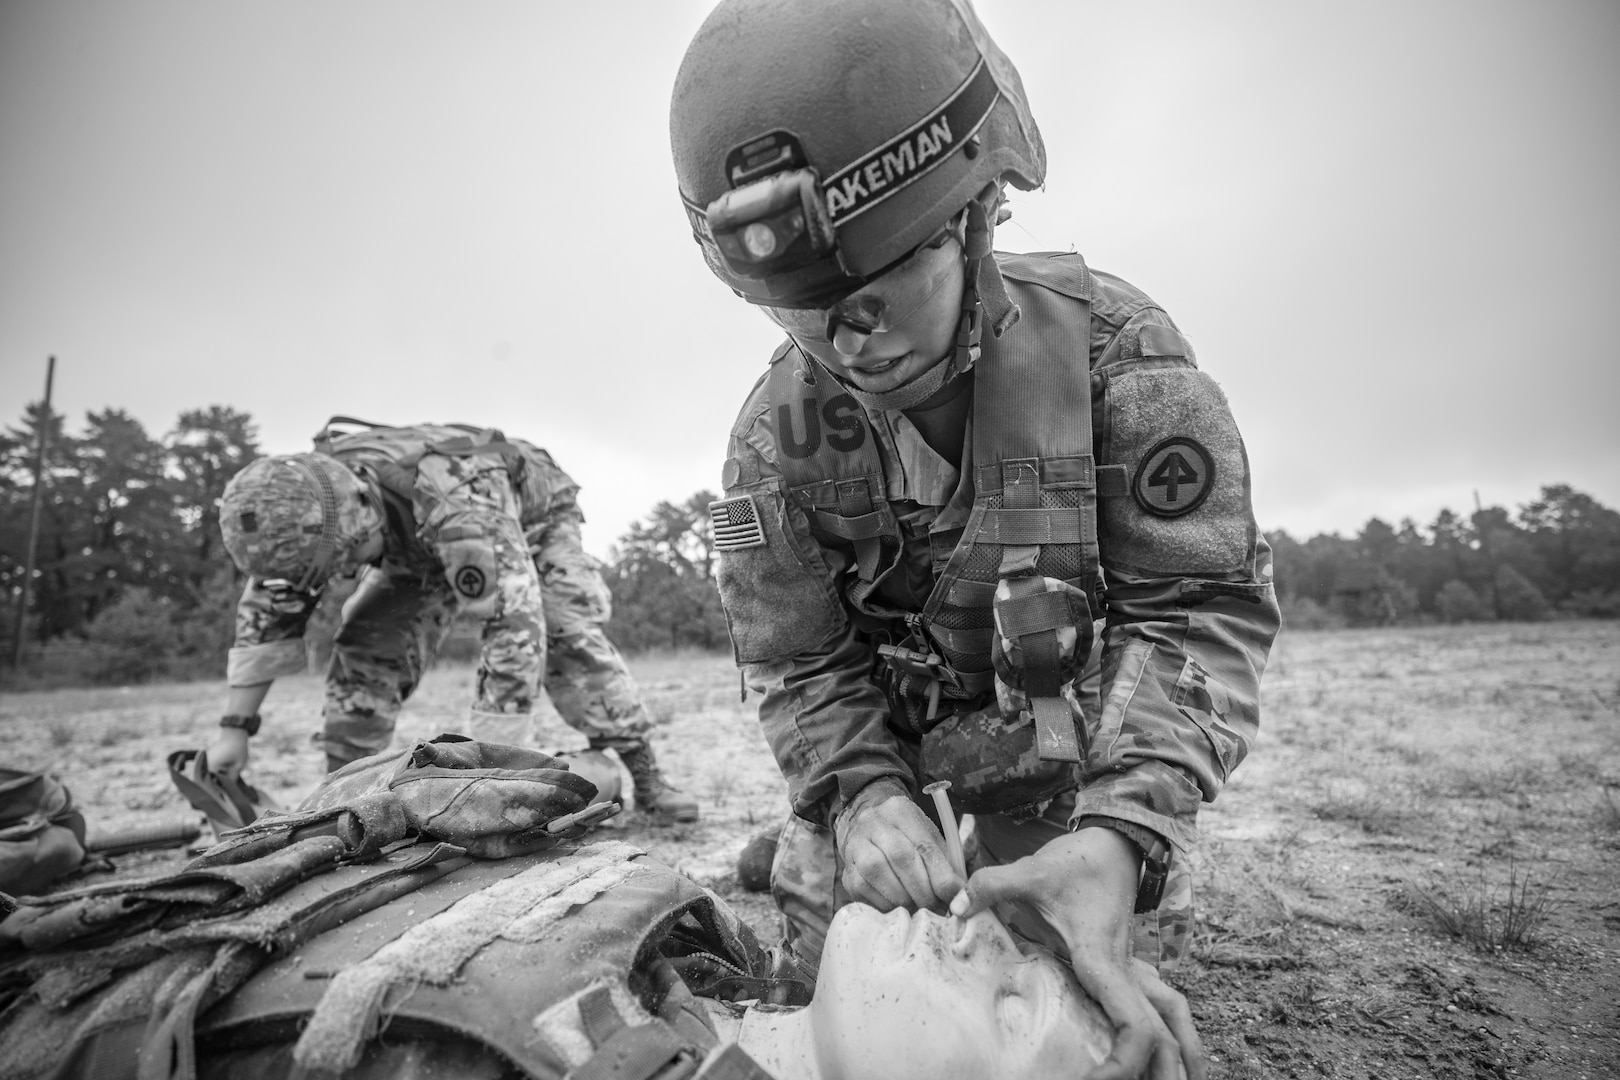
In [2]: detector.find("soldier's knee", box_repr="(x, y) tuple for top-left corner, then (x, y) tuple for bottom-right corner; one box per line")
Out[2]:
(770, 816), (838, 971)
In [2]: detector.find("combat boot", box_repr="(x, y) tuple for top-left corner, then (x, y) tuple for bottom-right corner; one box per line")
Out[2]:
(616, 741), (700, 822)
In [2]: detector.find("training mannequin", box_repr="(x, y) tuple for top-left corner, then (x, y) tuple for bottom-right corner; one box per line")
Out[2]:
(726, 905), (1116, 1080)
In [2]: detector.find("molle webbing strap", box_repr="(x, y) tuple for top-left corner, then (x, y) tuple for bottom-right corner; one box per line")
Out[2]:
(993, 589), (1072, 639)
(578, 985), (629, 1044)
(802, 476), (885, 583)
(568, 987), (695, 1080)
(928, 623), (995, 654)
(943, 578), (997, 606)
(977, 507), (1085, 545)
(1097, 464), (1131, 498)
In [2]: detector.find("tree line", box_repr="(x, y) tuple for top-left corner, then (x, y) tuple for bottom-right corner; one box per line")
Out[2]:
(1271, 488), (1620, 627)
(2, 402), (1616, 687)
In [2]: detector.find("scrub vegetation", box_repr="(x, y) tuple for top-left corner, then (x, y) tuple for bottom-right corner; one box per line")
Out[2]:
(5, 397), (1620, 686)
(1, 622), (1616, 1077)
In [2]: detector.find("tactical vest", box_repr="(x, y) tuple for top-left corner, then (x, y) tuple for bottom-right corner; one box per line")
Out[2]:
(187, 842), (774, 1080)
(763, 253), (1129, 761)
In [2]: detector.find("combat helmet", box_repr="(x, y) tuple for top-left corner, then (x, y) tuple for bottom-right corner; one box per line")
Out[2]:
(220, 453), (379, 591)
(669, 0), (1045, 332)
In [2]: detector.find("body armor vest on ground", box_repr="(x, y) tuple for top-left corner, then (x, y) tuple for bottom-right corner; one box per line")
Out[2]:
(1, 842), (770, 1080)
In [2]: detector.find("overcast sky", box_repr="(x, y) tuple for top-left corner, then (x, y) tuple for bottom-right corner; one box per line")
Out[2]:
(3, 0), (1616, 556)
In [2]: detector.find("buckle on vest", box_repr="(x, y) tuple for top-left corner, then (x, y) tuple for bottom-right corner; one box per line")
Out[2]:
(877, 643), (947, 725)
(877, 642), (944, 681)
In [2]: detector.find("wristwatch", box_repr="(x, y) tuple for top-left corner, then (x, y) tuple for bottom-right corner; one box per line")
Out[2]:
(1074, 815), (1172, 914)
(219, 713), (262, 736)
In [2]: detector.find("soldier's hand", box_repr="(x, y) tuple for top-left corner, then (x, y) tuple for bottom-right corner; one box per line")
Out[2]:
(203, 726), (251, 780)
(834, 781), (963, 913)
(951, 828), (1206, 1080)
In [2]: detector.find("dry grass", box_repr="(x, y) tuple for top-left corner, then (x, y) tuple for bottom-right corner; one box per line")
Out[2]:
(1398, 862), (1556, 953)
(3, 622), (1618, 1077)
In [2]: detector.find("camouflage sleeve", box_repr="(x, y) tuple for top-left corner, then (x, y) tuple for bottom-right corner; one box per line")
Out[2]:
(418, 459), (546, 716)
(719, 411), (909, 828)
(512, 441), (583, 525)
(1077, 309), (1282, 852)
(226, 577), (318, 686)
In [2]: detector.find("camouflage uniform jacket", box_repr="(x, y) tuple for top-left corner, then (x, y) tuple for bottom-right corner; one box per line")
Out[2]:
(227, 425), (582, 703)
(715, 253), (1281, 852)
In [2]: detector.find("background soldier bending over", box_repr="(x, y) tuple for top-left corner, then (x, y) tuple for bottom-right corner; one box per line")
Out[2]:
(197, 419), (697, 823)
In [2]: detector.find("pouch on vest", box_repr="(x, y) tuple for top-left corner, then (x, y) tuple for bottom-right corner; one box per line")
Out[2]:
(920, 701), (1081, 819)
(989, 573), (1094, 762)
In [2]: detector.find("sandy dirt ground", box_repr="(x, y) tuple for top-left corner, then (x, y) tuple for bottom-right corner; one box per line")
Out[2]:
(3, 620), (1617, 1078)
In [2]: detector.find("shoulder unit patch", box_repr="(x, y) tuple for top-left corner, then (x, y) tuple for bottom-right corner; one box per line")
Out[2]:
(453, 564), (488, 599)
(710, 495), (768, 551)
(1133, 436), (1215, 518)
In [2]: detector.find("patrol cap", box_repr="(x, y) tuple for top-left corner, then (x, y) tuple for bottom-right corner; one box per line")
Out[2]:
(670, 0), (1045, 309)
(220, 453), (378, 591)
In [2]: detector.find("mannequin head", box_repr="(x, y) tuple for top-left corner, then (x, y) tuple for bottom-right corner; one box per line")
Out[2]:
(808, 905), (1113, 1080)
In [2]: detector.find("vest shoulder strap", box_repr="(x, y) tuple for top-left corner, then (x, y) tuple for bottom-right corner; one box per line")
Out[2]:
(922, 260), (1100, 762)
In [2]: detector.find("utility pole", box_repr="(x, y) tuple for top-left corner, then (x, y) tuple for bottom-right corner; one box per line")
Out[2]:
(10, 356), (55, 670)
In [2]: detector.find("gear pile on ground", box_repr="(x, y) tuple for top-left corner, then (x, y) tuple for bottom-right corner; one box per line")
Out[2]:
(0, 735), (784, 1079)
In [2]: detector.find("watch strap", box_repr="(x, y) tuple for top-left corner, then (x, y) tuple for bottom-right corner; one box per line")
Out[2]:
(219, 713), (262, 736)
(1074, 814), (1172, 914)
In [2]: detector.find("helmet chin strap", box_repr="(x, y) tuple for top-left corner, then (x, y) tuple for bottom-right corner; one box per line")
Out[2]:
(964, 183), (1021, 340)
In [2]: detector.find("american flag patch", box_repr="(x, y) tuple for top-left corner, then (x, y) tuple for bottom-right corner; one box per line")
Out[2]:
(709, 495), (767, 551)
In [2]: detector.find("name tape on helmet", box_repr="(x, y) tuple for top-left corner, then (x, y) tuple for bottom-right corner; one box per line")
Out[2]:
(822, 59), (999, 227)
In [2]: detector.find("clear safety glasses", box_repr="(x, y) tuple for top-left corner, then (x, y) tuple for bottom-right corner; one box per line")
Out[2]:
(764, 224), (963, 343)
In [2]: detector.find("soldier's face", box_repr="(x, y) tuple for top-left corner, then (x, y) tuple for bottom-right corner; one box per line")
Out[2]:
(811, 905), (1112, 1079)
(766, 236), (967, 395)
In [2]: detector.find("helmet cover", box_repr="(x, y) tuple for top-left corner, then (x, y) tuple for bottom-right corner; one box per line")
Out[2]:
(670, 0), (1045, 307)
(220, 453), (377, 590)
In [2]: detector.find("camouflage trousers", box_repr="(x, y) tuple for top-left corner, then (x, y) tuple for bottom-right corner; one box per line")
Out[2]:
(770, 630), (1194, 976)
(321, 520), (651, 763)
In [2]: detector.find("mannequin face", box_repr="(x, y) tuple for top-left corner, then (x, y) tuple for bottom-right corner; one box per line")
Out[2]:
(811, 906), (1113, 1080)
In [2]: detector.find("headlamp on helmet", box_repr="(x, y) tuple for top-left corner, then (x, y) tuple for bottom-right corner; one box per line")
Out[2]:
(702, 132), (848, 308)
(671, 0), (1047, 315)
